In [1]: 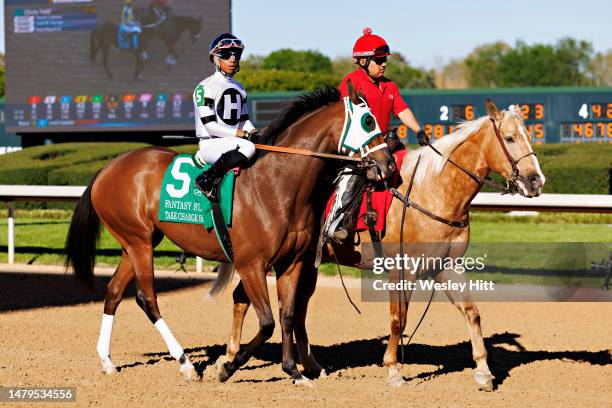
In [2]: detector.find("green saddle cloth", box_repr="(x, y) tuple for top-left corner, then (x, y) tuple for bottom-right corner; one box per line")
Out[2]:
(158, 154), (235, 229)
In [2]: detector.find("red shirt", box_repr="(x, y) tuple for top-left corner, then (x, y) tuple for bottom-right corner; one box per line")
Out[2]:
(338, 68), (408, 132)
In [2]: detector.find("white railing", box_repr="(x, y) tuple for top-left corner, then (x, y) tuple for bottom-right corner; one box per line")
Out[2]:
(1, 185), (610, 265)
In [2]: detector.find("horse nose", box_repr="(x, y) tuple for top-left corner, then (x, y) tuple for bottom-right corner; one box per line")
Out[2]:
(529, 174), (543, 192)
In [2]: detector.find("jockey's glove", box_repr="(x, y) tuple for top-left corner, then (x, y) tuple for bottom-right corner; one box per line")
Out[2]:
(416, 129), (429, 146)
(244, 129), (262, 143)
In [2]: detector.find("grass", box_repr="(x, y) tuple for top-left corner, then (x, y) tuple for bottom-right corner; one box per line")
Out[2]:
(0, 209), (610, 287)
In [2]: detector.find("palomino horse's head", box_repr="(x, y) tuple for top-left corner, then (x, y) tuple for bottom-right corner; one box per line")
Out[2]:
(340, 80), (396, 181)
(484, 99), (545, 197)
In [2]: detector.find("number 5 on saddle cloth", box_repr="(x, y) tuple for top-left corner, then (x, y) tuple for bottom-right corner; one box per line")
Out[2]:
(158, 154), (236, 261)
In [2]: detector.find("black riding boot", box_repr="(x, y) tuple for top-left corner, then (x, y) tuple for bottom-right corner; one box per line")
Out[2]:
(326, 173), (367, 244)
(195, 149), (248, 201)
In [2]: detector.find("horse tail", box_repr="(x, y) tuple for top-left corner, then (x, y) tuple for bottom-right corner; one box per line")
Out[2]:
(90, 29), (99, 61)
(206, 262), (235, 298)
(64, 171), (102, 288)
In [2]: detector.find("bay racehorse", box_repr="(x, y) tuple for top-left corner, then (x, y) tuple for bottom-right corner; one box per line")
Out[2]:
(222, 99), (545, 390)
(65, 83), (397, 383)
(89, 14), (201, 79)
(89, 21), (147, 80)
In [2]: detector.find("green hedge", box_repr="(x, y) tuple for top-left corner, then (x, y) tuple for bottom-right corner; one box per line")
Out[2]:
(0, 142), (149, 186)
(0, 142), (610, 194)
(534, 144), (611, 194)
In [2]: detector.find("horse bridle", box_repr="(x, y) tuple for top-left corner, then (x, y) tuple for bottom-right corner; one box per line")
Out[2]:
(489, 117), (537, 192)
(390, 114), (539, 230)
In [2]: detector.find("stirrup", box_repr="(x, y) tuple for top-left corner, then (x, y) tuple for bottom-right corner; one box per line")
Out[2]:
(195, 175), (220, 201)
(325, 216), (349, 244)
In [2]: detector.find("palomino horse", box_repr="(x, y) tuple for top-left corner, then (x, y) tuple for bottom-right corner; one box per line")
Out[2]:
(222, 100), (545, 390)
(65, 83), (397, 384)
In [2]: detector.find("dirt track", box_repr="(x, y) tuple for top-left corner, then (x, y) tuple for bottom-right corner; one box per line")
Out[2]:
(0, 267), (610, 407)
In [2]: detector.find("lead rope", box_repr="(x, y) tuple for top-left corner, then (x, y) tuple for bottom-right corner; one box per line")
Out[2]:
(331, 249), (362, 314)
(397, 154), (435, 362)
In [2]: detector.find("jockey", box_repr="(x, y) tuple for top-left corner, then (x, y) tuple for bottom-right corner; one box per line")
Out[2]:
(120, 0), (141, 49)
(193, 33), (259, 201)
(324, 27), (429, 243)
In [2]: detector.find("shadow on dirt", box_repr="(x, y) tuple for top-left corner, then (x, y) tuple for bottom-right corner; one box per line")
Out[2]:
(0, 272), (211, 312)
(118, 331), (611, 388)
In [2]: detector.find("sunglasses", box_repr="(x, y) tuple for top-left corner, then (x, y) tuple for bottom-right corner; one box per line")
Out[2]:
(217, 48), (243, 60)
(371, 56), (387, 65)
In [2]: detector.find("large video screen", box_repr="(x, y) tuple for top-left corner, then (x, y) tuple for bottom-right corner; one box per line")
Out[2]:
(4, 0), (230, 133)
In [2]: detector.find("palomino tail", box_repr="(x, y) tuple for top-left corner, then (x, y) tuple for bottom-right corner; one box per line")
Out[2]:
(89, 29), (99, 62)
(207, 262), (235, 298)
(64, 172), (102, 287)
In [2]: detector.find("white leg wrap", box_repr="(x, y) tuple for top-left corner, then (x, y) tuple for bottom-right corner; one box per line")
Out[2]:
(97, 314), (114, 360)
(154, 319), (185, 361)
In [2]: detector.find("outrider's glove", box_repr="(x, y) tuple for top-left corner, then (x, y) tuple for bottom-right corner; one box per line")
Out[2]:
(416, 129), (429, 146)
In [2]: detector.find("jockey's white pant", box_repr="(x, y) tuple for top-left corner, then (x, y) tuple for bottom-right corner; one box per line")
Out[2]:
(197, 137), (256, 164)
(121, 23), (141, 33)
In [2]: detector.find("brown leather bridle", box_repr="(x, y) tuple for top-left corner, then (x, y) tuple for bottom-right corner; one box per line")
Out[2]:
(489, 117), (538, 190)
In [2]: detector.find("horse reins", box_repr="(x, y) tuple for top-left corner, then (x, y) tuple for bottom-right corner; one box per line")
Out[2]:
(253, 144), (362, 162)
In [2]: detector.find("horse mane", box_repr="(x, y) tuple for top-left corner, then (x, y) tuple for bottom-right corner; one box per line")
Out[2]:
(261, 86), (340, 145)
(411, 116), (490, 184)
(410, 108), (525, 183)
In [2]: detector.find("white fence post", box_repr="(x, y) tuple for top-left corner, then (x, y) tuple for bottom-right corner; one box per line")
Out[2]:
(8, 202), (15, 264)
(196, 256), (203, 273)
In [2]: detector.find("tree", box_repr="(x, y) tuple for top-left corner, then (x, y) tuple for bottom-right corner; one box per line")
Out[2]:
(586, 51), (612, 86)
(235, 69), (340, 92)
(262, 49), (333, 73)
(498, 38), (593, 87)
(464, 42), (510, 87)
(435, 59), (469, 89)
(384, 52), (435, 89)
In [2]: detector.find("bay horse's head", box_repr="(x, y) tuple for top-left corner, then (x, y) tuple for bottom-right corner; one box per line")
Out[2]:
(484, 99), (545, 197)
(340, 80), (396, 181)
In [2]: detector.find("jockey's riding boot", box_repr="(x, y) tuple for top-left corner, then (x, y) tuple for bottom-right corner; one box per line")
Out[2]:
(195, 149), (248, 201)
(325, 173), (366, 244)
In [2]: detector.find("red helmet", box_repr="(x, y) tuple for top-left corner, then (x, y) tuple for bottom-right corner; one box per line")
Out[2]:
(352, 27), (391, 58)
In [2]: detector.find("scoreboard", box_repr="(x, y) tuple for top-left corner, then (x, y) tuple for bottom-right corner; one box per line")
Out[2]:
(393, 87), (612, 144)
(4, 0), (230, 134)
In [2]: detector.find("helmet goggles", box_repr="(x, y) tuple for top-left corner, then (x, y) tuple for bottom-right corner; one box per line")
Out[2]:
(212, 38), (244, 52)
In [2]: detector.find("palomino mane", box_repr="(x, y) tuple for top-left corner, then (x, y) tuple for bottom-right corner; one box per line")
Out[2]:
(411, 107), (523, 184)
(261, 86), (340, 145)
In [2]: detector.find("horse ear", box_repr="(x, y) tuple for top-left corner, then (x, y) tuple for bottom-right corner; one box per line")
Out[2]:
(486, 98), (503, 121)
(346, 79), (360, 104)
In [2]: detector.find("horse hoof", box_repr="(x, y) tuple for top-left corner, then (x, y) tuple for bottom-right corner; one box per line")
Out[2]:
(217, 361), (233, 383)
(293, 376), (314, 388)
(386, 374), (406, 387)
(474, 370), (494, 391)
(303, 367), (327, 379)
(180, 363), (197, 382)
(101, 358), (116, 374)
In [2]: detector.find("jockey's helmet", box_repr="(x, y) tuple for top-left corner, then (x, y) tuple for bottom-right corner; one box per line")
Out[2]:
(209, 33), (244, 62)
(352, 27), (391, 58)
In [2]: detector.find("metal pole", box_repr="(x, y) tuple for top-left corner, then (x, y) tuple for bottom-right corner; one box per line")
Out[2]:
(8, 202), (14, 264)
(196, 256), (202, 273)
